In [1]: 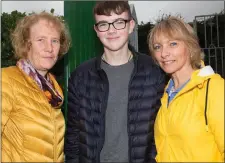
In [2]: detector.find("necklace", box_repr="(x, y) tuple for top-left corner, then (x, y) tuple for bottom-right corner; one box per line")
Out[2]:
(101, 50), (133, 63)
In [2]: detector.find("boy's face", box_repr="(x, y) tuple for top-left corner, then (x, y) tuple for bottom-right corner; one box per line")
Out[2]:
(94, 11), (135, 52)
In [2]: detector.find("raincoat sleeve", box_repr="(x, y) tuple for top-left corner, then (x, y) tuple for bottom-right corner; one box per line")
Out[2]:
(208, 76), (224, 160)
(1, 71), (14, 133)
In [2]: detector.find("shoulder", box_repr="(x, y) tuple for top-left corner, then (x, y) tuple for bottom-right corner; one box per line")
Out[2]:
(2, 66), (22, 82)
(136, 52), (160, 71)
(2, 66), (20, 74)
(1, 66), (23, 96)
(69, 57), (98, 79)
(208, 74), (224, 90)
(76, 57), (98, 71)
(136, 52), (165, 77)
(137, 52), (155, 64)
(208, 74), (224, 100)
(205, 74), (224, 112)
(207, 74), (224, 127)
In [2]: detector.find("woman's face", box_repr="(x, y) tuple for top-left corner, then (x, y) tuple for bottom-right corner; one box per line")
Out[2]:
(27, 19), (60, 76)
(152, 35), (192, 75)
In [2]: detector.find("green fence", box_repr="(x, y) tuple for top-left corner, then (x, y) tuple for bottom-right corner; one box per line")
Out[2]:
(63, 1), (103, 121)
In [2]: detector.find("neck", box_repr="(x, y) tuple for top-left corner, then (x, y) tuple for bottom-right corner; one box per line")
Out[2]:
(27, 59), (48, 77)
(37, 70), (48, 78)
(171, 65), (194, 90)
(102, 47), (132, 66)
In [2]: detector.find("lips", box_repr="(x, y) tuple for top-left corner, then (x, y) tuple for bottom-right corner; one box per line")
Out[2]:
(42, 57), (56, 61)
(107, 37), (119, 40)
(44, 57), (54, 58)
(43, 56), (55, 59)
(162, 60), (175, 65)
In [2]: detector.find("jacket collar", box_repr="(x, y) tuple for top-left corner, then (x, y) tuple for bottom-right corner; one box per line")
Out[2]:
(162, 65), (215, 108)
(181, 66), (215, 90)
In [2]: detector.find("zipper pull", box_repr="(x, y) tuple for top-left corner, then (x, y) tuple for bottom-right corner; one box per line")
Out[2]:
(205, 125), (209, 132)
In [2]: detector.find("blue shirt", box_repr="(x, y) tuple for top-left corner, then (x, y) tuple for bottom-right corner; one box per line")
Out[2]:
(166, 79), (190, 107)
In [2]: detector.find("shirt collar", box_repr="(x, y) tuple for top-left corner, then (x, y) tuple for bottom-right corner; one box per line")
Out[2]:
(166, 78), (190, 94)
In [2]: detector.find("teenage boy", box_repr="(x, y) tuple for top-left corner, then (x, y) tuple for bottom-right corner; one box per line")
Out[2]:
(65, 1), (165, 163)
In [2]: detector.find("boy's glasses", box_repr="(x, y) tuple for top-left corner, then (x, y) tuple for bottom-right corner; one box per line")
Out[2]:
(95, 19), (131, 32)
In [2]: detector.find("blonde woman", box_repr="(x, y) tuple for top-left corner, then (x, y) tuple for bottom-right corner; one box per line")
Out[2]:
(148, 16), (224, 162)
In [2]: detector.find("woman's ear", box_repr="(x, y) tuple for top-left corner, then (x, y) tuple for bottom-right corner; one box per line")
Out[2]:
(27, 41), (32, 51)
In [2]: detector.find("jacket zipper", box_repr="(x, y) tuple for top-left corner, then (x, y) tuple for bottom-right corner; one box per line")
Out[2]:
(20, 70), (59, 161)
(52, 110), (57, 162)
(127, 60), (137, 163)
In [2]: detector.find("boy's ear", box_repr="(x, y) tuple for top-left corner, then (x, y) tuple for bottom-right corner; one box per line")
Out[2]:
(128, 19), (135, 34)
(94, 25), (97, 32)
(94, 25), (100, 37)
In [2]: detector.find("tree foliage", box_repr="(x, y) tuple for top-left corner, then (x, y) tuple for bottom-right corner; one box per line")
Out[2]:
(1, 10), (26, 67)
(137, 14), (184, 55)
(137, 22), (154, 54)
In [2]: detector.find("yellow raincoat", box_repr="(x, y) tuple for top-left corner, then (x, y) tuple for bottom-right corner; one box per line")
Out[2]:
(155, 65), (224, 162)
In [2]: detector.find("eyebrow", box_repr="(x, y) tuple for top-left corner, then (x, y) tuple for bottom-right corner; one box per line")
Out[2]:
(35, 36), (60, 40)
(96, 18), (127, 24)
(153, 39), (180, 45)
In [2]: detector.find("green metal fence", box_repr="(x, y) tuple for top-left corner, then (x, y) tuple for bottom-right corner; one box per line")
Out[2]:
(63, 1), (103, 121)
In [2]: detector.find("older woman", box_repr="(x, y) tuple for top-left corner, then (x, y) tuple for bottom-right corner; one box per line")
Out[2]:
(1, 12), (70, 162)
(147, 16), (224, 162)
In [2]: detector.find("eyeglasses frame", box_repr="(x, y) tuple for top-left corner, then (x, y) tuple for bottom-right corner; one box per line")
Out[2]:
(95, 19), (132, 32)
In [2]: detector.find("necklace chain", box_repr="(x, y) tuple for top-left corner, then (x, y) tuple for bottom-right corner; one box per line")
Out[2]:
(101, 51), (133, 63)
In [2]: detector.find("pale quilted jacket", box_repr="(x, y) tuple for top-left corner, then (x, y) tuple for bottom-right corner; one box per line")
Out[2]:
(1, 66), (65, 162)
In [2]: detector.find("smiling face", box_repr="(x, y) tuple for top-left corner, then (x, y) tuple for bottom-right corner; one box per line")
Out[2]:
(148, 16), (202, 74)
(94, 11), (135, 52)
(153, 35), (193, 76)
(27, 19), (60, 76)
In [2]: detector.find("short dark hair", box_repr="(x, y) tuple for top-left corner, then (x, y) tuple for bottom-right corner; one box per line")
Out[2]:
(93, 1), (132, 19)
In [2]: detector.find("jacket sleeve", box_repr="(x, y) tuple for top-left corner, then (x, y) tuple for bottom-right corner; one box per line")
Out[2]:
(208, 77), (224, 160)
(1, 71), (14, 162)
(149, 67), (165, 163)
(64, 72), (81, 163)
(1, 72), (14, 134)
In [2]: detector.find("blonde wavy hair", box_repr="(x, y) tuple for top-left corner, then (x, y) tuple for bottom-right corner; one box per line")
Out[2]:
(11, 12), (71, 59)
(147, 16), (202, 69)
